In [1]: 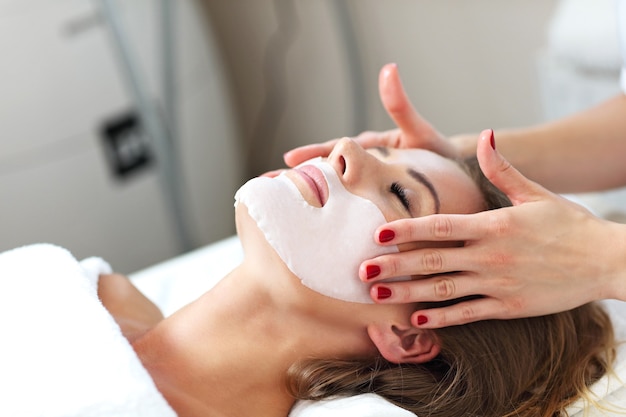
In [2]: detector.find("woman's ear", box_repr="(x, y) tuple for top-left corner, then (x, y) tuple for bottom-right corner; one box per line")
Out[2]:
(367, 323), (440, 364)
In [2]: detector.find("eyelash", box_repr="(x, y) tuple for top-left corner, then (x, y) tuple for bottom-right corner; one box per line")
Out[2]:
(390, 182), (410, 211)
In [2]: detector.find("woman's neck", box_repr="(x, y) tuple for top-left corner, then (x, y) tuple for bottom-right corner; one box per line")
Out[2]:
(133, 259), (374, 417)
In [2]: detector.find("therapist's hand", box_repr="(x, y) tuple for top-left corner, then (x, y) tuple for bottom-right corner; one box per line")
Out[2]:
(362, 130), (624, 328)
(283, 63), (458, 168)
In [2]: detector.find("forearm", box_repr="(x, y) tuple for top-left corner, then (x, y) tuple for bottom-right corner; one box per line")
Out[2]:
(452, 94), (626, 193)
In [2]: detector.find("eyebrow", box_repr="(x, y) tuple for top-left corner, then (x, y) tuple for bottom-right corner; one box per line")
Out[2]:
(371, 147), (441, 213)
(407, 168), (441, 213)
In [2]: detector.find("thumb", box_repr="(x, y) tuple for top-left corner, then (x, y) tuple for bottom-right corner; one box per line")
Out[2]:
(379, 63), (439, 146)
(476, 129), (544, 205)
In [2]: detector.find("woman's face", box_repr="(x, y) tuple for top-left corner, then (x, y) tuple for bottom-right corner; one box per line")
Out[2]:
(235, 138), (486, 304)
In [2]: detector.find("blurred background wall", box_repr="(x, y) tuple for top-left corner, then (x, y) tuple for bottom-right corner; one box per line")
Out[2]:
(0, 0), (243, 272)
(5, 0), (619, 273)
(201, 0), (559, 178)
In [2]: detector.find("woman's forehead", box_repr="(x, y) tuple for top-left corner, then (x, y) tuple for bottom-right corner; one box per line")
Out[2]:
(368, 147), (459, 173)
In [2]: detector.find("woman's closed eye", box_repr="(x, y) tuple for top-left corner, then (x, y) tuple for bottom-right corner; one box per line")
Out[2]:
(390, 182), (411, 213)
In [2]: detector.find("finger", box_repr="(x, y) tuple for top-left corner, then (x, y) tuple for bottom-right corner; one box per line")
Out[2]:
(352, 129), (403, 149)
(379, 64), (443, 150)
(369, 273), (491, 305)
(476, 129), (546, 205)
(360, 247), (481, 280)
(374, 213), (492, 246)
(283, 139), (339, 167)
(260, 169), (286, 178)
(283, 129), (403, 167)
(409, 297), (508, 328)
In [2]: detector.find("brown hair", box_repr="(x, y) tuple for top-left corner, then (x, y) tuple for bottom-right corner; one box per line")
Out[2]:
(461, 155), (513, 211)
(287, 156), (615, 416)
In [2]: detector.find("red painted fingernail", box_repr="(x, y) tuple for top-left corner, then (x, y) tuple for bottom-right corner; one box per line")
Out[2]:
(366, 265), (381, 280)
(379, 229), (395, 243)
(417, 315), (428, 325)
(489, 129), (495, 150)
(377, 287), (392, 300)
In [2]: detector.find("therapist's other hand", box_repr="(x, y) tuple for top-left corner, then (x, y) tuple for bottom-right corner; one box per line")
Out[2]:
(362, 130), (622, 328)
(283, 63), (458, 167)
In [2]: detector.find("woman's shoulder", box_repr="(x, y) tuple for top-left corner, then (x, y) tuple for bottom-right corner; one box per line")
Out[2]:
(98, 273), (164, 343)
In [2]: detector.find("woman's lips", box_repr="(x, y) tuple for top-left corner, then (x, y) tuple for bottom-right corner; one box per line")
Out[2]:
(294, 165), (329, 207)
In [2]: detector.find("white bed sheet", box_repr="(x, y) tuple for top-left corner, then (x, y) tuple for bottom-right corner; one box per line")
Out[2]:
(130, 236), (626, 417)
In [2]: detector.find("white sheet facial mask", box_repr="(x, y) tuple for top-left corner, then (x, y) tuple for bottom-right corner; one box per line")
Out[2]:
(234, 158), (409, 303)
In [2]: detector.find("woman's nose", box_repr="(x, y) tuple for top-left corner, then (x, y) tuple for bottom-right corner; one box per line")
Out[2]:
(327, 138), (379, 185)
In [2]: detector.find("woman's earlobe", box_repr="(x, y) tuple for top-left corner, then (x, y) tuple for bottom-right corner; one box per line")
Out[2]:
(367, 324), (440, 364)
